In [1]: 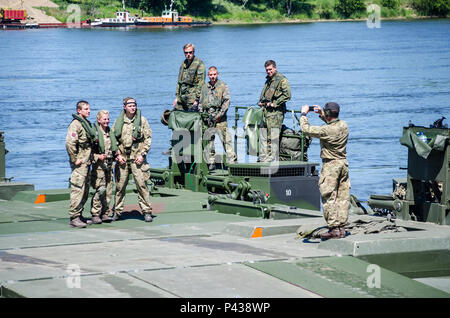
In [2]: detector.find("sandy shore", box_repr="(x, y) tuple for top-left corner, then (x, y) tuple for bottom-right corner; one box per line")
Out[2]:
(0, 0), (60, 23)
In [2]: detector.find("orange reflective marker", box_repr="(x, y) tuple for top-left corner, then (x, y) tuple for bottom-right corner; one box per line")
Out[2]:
(251, 227), (263, 238)
(34, 194), (46, 204)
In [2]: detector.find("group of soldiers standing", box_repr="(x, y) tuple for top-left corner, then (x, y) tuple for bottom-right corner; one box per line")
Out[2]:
(172, 43), (291, 166)
(66, 42), (350, 240)
(66, 97), (153, 228)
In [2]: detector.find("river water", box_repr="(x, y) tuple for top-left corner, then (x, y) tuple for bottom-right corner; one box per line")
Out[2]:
(0, 20), (449, 201)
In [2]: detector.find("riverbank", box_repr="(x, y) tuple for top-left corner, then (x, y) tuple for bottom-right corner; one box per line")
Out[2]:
(5, 0), (447, 25)
(212, 15), (449, 25)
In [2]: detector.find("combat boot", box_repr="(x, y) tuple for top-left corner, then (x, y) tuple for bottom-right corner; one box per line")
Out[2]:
(320, 228), (341, 240)
(79, 216), (92, 225)
(101, 213), (113, 222)
(70, 217), (87, 228)
(91, 216), (102, 224)
(111, 212), (122, 221)
(144, 213), (153, 222)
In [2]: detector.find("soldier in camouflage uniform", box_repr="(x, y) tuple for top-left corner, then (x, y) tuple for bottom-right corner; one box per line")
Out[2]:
(173, 43), (206, 111)
(66, 100), (95, 228)
(112, 97), (154, 222)
(258, 60), (291, 162)
(90, 110), (117, 224)
(299, 102), (350, 239)
(199, 66), (237, 169)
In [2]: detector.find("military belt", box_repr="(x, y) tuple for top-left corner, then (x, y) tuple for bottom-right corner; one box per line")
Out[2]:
(322, 158), (346, 163)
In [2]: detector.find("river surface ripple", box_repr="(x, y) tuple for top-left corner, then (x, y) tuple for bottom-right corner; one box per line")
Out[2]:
(0, 20), (449, 201)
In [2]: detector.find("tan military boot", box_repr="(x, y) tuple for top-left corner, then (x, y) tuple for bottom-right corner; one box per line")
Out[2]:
(101, 213), (113, 222)
(70, 217), (87, 228)
(320, 228), (341, 240)
(339, 227), (347, 238)
(91, 216), (102, 224)
(111, 212), (122, 221)
(144, 213), (153, 222)
(79, 216), (92, 225)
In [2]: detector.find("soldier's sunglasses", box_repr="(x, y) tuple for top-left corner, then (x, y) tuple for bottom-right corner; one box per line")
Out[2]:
(184, 51), (194, 55)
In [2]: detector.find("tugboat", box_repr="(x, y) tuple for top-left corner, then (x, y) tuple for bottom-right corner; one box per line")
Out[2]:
(90, 0), (210, 28)
(90, 0), (138, 28)
(135, 0), (211, 27)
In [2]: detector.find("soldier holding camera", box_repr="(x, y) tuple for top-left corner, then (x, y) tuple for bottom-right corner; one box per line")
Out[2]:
(299, 102), (350, 239)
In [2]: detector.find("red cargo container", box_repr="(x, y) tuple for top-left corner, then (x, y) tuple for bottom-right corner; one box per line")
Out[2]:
(1, 9), (27, 22)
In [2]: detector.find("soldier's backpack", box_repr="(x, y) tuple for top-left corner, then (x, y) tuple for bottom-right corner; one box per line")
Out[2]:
(279, 124), (311, 161)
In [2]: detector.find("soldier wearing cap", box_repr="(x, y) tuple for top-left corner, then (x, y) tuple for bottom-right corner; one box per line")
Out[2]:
(258, 60), (291, 162)
(199, 66), (237, 169)
(112, 97), (154, 222)
(299, 102), (350, 239)
(173, 43), (206, 111)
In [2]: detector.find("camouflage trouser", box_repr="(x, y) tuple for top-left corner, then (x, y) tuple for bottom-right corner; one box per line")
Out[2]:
(319, 159), (350, 228)
(204, 121), (237, 164)
(175, 91), (197, 111)
(114, 161), (152, 215)
(259, 111), (284, 162)
(90, 164), (114, 217)
(69, 163), (90, 219)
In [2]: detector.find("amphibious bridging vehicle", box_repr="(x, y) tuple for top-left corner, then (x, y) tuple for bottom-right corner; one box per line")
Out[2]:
(0, 109), (448, 298)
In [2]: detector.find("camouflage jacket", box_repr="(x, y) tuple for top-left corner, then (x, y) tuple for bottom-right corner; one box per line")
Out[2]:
(259, 71), (291, 113)
(198, 79), (230, 122)
(66, 119), (93, 164)
(112, 114), (152, 160)
(299, 117), (348, 160)
(176, 56), (206, 102)
(92, 127), (113, 171)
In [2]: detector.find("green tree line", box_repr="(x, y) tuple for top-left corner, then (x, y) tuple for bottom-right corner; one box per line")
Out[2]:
(43, 0), (449, 23)
(131, 0), (449, 18)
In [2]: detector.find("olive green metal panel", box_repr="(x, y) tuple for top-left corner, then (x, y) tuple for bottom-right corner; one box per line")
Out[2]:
(247, 256), (450, 298)
(370, 126), (449, 225)
(0, 183), (35, 201)
(358, 249), (450, 279)
(402, 126), (449, 182)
